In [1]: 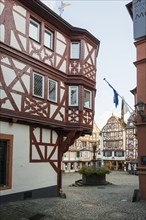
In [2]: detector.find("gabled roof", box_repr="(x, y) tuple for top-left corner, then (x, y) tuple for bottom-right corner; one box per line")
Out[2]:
(101, 114), (126, 132)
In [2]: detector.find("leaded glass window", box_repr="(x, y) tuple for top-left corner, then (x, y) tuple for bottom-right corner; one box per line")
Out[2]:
(48, 79), (57, 102)
(33, 73), (44, 98)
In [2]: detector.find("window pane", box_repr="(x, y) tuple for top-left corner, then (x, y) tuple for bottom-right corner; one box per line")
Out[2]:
(84, 89), (91, 108)
(29, 19), (40, 42)
(76, 152), (80, 157)
(44, 29), (53, 49)
(0, 141), (7, 186)
(48, 79), (57, 102)
(33, 73), (44, 98)
(69, 86), (78, 106)
(70, 42), (80, 59)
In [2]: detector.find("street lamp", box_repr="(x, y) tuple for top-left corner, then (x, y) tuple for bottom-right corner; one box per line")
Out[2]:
(135, 100), (146, 121)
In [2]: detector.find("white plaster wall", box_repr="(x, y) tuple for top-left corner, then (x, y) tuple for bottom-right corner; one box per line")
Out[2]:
(0, 24), (4, 42)
(0, 121), (57, 196)
(0, 1), (4, 16)
(13, 5), (26, 17)
(13, 11), (26, 34)
(10, 31), (21, 51)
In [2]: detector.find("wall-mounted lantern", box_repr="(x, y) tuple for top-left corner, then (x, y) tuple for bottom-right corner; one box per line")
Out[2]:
(135, 100), (146, 121)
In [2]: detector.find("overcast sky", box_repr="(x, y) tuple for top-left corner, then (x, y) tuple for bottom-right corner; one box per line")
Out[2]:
(41, 0), (136, 129)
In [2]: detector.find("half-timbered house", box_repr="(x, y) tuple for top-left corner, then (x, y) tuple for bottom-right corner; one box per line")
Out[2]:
(61, 121), (100, 172)
(100, 115), (125, 170)
(0, 0), (100, 202)
(125, 119), (138, 171)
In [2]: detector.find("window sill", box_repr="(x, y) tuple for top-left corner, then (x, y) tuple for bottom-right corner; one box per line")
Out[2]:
(0, 186), (11, 190)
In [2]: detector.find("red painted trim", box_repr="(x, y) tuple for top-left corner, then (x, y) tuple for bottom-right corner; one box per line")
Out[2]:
(0, 134), (13, 191)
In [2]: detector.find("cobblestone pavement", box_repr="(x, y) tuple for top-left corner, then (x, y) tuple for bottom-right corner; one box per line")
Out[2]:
(0, 171), (146, 220)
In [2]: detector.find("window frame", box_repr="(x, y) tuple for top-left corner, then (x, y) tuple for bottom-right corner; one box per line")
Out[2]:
(29, 18), (40, 42)
(70, 42), (80, 59)
(33, 72), (44, 99)
(69, 86), (79, 106)
(104, 151), (112, 157)
(114, 151), (124, 157)
(48, 78), (58, 103)
(44, 28), (53, 50)
(0, 134), (13, 190)
(84, 88), (92, 109)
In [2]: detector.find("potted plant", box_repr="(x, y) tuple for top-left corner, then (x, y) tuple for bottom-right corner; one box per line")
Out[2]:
(78, 166), (111, 185)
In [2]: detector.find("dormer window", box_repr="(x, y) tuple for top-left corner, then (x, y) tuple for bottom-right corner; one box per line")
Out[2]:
(70, 42), (80, 59)
(69, 86), (78, 106)
(29, 18), (40, 42)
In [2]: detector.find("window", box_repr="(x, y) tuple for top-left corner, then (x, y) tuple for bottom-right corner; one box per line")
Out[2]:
(70, 42), (80, 59)
(44, 28), (53, 49)
(69, 86), (78, 106)
(29, 18), (40, 42)
(0, 134), (13, 190)
(64, 162), (68, 170)
(103, 151), (112, 157)
(115, 151), (124, 157)
(84, 89), (92, 109)
(81, 141), (86, 148)
(33, 72), (44, 98)
(48, 79), (58, 102)
(76, 152), (80, 158)
(71, 162), (74, 170)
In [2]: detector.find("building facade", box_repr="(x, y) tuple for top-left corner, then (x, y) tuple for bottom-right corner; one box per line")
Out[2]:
(0, 0), (100, 202)
(127, 0), (146, 200)
(100, 115), (125, 170)
(62, 116), (138, 173)
(125, 119), (138, 172)
(100, 115), (138, 171)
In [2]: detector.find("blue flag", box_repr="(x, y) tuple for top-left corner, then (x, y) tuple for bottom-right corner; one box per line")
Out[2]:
(107, 82), (119, 108)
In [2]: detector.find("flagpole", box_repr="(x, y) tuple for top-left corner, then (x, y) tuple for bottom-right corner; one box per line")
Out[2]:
(103, 78), (134, 112)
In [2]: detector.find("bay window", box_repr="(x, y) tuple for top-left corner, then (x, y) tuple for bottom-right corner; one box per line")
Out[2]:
(84, 89), (92, 109)
(48, 79), (58, 102)
(70, 42), (80, 59)
(69, 86), (78, 106)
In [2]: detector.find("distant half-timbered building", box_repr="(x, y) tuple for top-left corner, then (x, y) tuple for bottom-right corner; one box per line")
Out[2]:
(125, 118), (138, 171)
(0, 0), (100, 202)
(100, 115), (125, 170)
(62, 121), (100, 172)
(100, 114), (138, 171)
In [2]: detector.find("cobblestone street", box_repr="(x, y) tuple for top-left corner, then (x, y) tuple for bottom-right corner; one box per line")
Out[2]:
(0, 171), (146, 220)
